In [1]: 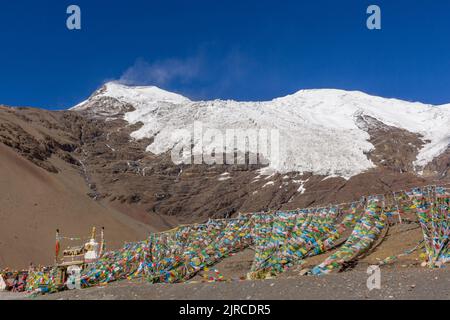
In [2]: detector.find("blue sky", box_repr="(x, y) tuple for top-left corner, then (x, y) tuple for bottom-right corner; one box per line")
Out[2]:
(0, 0), (449, 109)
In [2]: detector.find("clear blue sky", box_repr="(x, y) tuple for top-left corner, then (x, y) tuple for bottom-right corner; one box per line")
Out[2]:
(1, 0), (449, 109)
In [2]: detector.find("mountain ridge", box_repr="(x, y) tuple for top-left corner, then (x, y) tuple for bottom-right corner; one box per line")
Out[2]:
(73, 82), (450, 106)
(73, 82), (450, 179)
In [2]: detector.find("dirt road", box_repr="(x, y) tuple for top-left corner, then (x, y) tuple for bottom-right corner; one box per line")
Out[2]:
(1, 267), (447, 300)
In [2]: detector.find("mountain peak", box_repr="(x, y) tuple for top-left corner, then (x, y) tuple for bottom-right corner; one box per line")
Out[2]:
(72, 82), (190, 111)
(99, 82), (191, 104)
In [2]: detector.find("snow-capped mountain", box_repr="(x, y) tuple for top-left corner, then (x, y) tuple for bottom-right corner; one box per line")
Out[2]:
(2, 82), (448, 240)
(73, 82), (450, 179)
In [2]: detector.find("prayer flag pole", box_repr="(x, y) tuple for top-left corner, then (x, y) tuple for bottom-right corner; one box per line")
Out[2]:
(55, 229), (60, 265)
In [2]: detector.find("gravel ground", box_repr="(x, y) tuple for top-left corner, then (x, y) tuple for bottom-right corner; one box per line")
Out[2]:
(1, 267), (447, 300)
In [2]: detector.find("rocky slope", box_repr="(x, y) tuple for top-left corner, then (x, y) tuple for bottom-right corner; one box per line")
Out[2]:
(0, 106), (166, 268)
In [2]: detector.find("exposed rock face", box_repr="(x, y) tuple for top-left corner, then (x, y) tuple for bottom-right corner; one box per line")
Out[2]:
(73, 96), (135, 119)
(0, 107), (78, 173)
(356, 114), (426, 173)
(423, 148), (450, 179)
